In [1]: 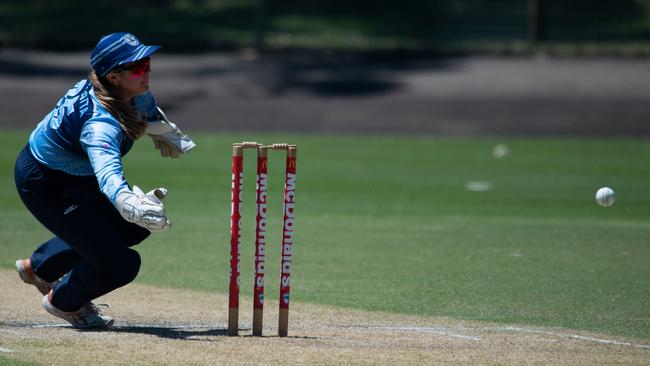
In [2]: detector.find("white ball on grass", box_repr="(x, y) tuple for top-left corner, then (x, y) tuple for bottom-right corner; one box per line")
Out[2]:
(595, 187), (615, 207)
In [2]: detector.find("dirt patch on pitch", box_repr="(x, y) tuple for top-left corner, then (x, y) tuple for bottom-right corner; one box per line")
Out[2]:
(1, 270), (648, 365)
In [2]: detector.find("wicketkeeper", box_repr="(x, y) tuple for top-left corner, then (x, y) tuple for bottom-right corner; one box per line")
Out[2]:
(13, 32), (195, 329)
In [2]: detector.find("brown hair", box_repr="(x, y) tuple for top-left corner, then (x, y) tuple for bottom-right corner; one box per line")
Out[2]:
(89, 71), (146, 140)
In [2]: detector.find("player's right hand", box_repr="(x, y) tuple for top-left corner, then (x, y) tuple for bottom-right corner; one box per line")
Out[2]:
(115, 186), (171, 233)
(151, 137), (181, 158)
(146, 106), (196, 158)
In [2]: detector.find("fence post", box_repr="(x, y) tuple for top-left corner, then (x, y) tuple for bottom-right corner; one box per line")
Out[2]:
(255, 0), (266, 49)
(528, 0), (540, 44)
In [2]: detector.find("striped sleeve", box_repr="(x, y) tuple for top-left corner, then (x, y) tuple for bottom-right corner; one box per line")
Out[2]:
(79, 119), (130, 205)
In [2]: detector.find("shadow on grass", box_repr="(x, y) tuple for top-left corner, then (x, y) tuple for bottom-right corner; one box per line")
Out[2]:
(0, 57), (87, 77)
(0, 47), (461, 98)
(1, 321), (319, 340)
(107, 325), (229, 340)
(187, 51), (461, 97)
(106, 324), (319, 340)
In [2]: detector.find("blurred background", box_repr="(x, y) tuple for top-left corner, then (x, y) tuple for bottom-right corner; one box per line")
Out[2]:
(1, 0), (649, 134)
(2, 0), (650, 52)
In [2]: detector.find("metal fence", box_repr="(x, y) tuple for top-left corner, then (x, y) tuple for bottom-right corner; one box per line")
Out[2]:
(535, 0), (649, 41)
(0, 0), (648, 51)
(264, 0), (649, 43)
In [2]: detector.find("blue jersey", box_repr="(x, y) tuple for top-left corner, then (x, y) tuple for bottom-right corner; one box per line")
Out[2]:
(29, 79), (157, 204)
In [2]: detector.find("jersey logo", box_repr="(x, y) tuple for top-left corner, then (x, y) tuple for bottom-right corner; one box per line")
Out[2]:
(63, 204), (79, 215)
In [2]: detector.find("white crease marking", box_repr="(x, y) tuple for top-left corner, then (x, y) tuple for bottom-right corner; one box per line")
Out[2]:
(569, 335), (650, 349)
(4, 322), (648, 349)
(31, 324), (69, 328)
(343, 325), (481, 341)
(495, 326), (650, 349)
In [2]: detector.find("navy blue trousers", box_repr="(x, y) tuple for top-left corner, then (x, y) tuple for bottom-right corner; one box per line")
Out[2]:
(14, 145), (150, 311)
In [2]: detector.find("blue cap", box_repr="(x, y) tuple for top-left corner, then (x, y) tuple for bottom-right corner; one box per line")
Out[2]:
(90, 32), (160, 77)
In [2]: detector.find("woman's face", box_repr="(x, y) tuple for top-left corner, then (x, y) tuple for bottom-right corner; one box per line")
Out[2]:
(106, 58), (151, 100)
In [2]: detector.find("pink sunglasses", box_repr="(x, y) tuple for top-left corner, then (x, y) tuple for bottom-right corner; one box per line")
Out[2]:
(115, 58), (151, 77)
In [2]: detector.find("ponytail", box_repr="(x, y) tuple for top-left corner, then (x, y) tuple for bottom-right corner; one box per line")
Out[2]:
(89, 71), (146, 140)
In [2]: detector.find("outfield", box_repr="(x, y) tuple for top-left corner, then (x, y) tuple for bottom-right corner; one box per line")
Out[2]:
(1, 129), (649, 346)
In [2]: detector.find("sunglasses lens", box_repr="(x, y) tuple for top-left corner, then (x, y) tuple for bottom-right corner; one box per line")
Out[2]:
(130, 60), (150, 76)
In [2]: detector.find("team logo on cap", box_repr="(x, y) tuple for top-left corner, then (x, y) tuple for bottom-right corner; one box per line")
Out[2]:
(124, 34), (139, 46)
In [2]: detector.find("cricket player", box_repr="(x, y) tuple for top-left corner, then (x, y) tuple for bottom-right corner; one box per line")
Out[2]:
(14, 32), (194, 329)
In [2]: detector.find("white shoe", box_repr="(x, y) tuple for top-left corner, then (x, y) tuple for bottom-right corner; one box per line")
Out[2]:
(42, 292), (114, 329)
(16, 258), (59, 295)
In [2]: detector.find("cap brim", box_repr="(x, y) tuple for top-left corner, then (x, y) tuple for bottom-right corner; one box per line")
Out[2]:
(117, 45), (161, 66)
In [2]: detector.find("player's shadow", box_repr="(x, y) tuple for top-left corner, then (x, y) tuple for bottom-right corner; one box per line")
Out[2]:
(105, 325), (229, 341)
(105, 325), (318, 340)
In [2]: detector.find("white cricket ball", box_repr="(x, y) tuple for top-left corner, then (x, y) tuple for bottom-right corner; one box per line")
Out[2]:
(595, 187), (615, 207)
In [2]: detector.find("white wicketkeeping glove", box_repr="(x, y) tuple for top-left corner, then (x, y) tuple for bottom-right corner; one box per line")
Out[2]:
(146, 107), (196, 158)
(152, 139), (181, 158)
(115, 186), (171, 233)
(145, 187), (168, 203)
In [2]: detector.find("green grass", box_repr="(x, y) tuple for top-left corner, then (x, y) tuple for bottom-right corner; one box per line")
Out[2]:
(0, 355), (39, 366)
(1, 130), (649, 340)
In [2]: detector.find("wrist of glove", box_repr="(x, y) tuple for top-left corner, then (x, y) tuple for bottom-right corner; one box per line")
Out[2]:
(146, 107), (196, 158)
(115, 186), (171, 233)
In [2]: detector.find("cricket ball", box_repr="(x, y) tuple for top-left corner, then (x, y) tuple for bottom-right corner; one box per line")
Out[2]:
(595, 187), (615, 207)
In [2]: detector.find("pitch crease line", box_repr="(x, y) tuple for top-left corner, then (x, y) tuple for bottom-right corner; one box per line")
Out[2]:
(340, 325), (481, 341)
(496, 326), (650, 349)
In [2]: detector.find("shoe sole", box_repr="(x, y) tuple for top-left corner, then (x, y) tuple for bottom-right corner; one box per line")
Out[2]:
(16, 259), (55, 295)
(42, 294), (114, 329)
(74, 318), (115, 330)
